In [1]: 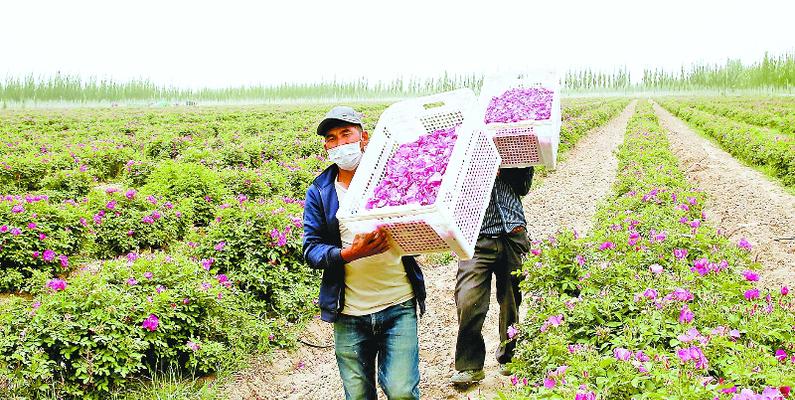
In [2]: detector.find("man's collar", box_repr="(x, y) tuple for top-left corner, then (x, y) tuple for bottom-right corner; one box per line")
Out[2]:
(313, 163), (340, 189)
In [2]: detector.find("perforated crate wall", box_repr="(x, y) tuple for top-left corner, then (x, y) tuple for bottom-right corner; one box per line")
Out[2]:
(380, 221), (449, 254)
(451, 130), (503, 246)
(492, 126), (541, 167)
(420, 110), (464, 133)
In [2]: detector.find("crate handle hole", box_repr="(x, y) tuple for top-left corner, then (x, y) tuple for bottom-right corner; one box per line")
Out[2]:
(422, 101), (445, 110)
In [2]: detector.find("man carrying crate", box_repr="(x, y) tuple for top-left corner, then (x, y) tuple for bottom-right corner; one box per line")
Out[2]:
(302, 106), (426, 400)
(450, 167), (533, 385)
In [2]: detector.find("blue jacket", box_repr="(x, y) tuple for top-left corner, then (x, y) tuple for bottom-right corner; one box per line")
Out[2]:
(302, 164), (426, 323)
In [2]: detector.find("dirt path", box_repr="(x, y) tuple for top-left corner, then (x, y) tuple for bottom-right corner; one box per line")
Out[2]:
(523, 101), (636, 239)
(653, 102), (795, 291)
(224, 101), (636, 400)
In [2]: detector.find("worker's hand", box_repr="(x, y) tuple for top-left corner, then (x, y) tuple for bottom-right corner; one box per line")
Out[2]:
(341, 228), (390, 262)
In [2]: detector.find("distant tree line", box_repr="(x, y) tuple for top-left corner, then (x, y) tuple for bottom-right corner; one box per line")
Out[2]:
(2, 51), (792, 103)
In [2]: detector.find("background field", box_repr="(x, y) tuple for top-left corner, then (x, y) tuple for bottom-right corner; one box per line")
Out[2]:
(2, 91), (794, 399)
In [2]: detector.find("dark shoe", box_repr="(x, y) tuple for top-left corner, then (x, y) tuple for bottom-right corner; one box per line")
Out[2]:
(450, 369), (485, 385)
(499, 363), (512, 376)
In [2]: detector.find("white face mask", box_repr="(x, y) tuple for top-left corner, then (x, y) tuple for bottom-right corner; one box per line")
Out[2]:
(328, 141), (363, 171)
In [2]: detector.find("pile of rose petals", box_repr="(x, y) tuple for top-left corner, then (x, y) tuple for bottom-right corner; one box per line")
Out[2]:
(365, 126), (458, 209)
(485, 87), (554, 123)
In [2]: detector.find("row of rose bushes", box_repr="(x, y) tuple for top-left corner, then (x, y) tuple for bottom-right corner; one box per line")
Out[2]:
(557, 99), (611, 120)
(558, 99), (629, 154)
(0, 148), (327, 205)
(0, 104), (388, 198)
(0, 153), (321, 282)
(664, 97), (795, 135)
(709, 97), (795, 113)
(656, 99), (795, 187)
(0, 187), (313, 308)
(503, 101), (794, 399)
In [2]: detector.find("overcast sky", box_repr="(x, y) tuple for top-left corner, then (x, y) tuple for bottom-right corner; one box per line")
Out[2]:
(2, 0), (793, 88)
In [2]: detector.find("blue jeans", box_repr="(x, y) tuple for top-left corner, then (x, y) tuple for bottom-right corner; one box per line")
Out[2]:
(334, 298), (420, 400)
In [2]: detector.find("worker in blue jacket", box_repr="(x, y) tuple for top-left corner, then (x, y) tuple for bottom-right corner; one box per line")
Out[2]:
(302, 106), (426, 400)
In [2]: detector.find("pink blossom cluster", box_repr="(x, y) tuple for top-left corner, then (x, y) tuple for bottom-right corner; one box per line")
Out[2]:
(3, 194), (49, 204)
(676, 346), (708, 370)
(540, 314), (564, 332)
(507, 324), (519, 339)
(575, 390), (597, 400)
(30, 248), (69, 268)
(690, 258), (729, 276)
(366, 126), (458, 209)
(282, 196), (306, 208)
(484, 87), (555, 124)
(141, 210), (161, 224)
(738, 238), (753, 251)
(543, 365), (568, 389)
(598, 241), (615, 251)
(679, 305), (694, 324)
(613, 348), (651, 362)
(141, 314), (159, 331)
(271, 228), (288, 247)
(613, 348), (651, 373)
(664, 288), (694, 303)
(728, 386), (790, 399)
(678, 327), (710, 345)
(200, 258), (214, 271)
(46, 278), (67, 292)
(710, 325), (741, 339)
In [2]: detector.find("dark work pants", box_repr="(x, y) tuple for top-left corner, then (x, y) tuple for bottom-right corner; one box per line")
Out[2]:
(454, 229), (530, 371)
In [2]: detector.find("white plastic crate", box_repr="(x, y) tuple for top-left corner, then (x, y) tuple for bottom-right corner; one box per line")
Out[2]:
(336, 89), (501, 260)
(476, 71), (561, 169)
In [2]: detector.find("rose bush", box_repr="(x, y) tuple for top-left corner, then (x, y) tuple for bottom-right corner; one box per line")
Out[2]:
(0, 195), (88, 291)
(190, 197), (317, 320)
(141, 160), (229, 226)
(84, 189), (191, 258)
(0, 252), (282, 399)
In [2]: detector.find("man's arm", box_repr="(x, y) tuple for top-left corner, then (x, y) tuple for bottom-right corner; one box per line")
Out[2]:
(499, 166), (534, 197)
(302, 185), (390, 270)
(302, 185), (346, 271)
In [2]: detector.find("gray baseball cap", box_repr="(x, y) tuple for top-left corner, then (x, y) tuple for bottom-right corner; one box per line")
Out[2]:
(316, 106), (364, 136)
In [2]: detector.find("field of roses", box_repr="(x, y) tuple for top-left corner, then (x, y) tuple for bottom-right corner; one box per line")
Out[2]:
(656, 97), (795, 187)
(0, 99), (624, 398)
(503, 101), (795, 399)
(0, 104), (393, 398)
